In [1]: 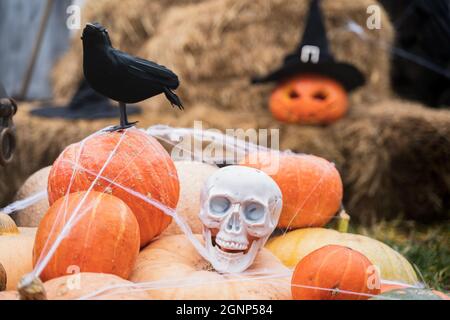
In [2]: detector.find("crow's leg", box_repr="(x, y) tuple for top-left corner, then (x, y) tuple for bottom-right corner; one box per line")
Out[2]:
(106, 102), (138, 132)
(119, 102), (128, 128)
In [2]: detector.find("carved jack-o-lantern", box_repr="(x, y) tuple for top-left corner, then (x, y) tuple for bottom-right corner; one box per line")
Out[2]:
(269, 75), (349, 125)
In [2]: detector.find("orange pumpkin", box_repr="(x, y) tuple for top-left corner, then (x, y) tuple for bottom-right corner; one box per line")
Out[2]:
(240, 152), (343, 228)
(33, 191), (140, 282)
(291, 245), (380, 300)
(48, 127), (180, 247)
(380, 283), (409, 294)
(269, 75), (348, 124)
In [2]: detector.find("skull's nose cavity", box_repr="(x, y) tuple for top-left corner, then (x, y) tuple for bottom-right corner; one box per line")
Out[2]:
(226, 212), (241, 232)
(226, 218), (233, 230)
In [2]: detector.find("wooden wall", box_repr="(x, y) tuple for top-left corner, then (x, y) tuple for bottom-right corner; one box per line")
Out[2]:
(0, 0), (72, 99)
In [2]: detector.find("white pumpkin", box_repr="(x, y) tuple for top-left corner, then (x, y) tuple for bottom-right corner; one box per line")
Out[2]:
(163, 161), (218, 235)
(11, 166), (50, 227)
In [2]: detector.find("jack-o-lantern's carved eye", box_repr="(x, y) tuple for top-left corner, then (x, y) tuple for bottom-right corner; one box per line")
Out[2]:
(312, 90), (328, 101)
(269, 75), (349, 125)
(288, 89), (300, 99)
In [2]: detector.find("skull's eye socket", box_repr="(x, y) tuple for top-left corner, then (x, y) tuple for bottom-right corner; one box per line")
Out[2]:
(244, 202), (265, 222)
(209, 196), (231, 215)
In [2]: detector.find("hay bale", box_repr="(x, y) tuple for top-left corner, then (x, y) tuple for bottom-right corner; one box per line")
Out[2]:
(0, 99), (195, 206)
(152, 102), (343, 164)
(0, 101), (340, 207)
(150, 100), (450, 223)
(4, 99), (449, 223)
(140, 0), (394, 111)
(28, 0), (449, 222)
(52, 0), (393, 108)
(332, 100), (450, 222)
(51, 0), (206, 101)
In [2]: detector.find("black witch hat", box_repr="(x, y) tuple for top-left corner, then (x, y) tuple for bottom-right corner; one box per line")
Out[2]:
(31, 80), (140, 120)
(252, 0), (365, 91)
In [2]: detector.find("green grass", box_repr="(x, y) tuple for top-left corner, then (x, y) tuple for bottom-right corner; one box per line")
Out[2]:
(352, 220), (450, 292)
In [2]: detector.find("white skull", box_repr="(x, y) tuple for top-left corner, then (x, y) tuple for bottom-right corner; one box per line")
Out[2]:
(199, 165), (282, 273)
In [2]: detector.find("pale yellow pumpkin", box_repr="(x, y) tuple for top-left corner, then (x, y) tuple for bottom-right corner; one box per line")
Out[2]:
(130, 234), (292, 299)
(266, 228), (418, 284)
(163, 161), (218, 236)
(45, 273), (150, 300)
(0, 273), (150, 300)
(0, 214), (36, 290)
(0, 262), (5, 291)
(0, 290), (18, 300)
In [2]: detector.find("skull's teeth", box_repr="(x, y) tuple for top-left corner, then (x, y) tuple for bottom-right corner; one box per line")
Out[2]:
(216, 238), (248, 251)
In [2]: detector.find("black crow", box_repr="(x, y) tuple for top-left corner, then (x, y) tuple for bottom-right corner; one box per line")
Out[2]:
(81, 22), (183, 131)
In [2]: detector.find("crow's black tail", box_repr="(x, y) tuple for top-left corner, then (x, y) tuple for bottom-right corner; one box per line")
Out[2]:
(163, 87), (184, 110)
